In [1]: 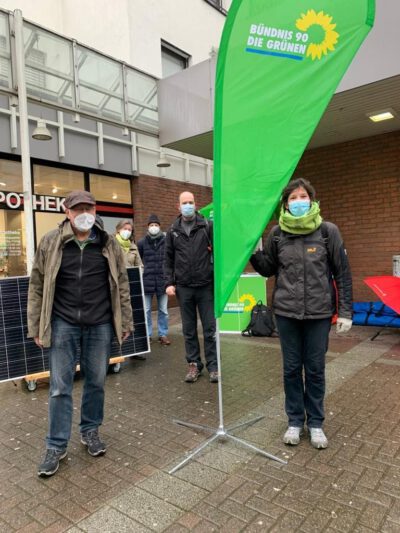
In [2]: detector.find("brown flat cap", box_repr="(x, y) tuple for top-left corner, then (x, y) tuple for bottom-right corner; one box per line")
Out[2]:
(64, 190), (96, 209)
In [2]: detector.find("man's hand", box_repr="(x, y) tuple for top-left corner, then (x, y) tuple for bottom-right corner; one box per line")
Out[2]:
(34, 336), (43, 348)
(122, 331), (131, 342)
(336, 317), (352, 334)
(166, 286), (176, 296)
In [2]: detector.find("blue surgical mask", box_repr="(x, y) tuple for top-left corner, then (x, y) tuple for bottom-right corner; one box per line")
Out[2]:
(181, 203), (195, 217)
(288, 200), (311, 217)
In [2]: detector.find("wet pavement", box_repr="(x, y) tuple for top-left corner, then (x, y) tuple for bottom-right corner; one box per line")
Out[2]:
(0, 309), (399, 532)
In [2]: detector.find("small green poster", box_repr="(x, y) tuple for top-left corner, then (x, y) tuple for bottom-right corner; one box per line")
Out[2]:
(220, 274), (266, 333)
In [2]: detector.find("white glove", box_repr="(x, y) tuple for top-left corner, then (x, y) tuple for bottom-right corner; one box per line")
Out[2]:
(336, 317), (352, 334)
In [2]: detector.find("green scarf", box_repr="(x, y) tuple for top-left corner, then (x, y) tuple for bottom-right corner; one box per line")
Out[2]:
(279, 201), (322, 235)
(116, 232), (131, 252)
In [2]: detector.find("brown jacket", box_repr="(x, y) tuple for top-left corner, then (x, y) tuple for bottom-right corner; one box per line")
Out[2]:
(124, 242), (143, 268)
(27, 219), (134, 348)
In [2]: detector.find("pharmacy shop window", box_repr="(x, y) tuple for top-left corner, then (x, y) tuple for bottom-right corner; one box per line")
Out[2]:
(89, 174), (132, 205)
(33, 165), (84, 197)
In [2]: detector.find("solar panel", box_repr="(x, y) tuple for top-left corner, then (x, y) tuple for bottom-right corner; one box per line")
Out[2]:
(0, 266), (149, 383)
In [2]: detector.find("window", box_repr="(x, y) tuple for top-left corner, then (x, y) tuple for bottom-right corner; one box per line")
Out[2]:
(204, 0), (228, 14)
(33, 166), (84, 197)
(161, 41), (190, 78)
(89, 174), (132, 204)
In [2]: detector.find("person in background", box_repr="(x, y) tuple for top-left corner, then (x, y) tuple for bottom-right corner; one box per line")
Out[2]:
(28, 190), (133, 477)
(250, 178), (352, 450)
(164, 191), (218, 383)
(115, 219), (143, 268)
(138, 214), (170, 345)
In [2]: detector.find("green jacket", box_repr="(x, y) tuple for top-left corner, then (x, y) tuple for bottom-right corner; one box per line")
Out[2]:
(27, 219), (134, 348)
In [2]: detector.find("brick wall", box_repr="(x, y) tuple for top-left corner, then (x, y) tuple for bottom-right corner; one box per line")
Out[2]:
(295, 130), (400, 302)
(133, 130), (400, 304)
(132, 174), (212, 238)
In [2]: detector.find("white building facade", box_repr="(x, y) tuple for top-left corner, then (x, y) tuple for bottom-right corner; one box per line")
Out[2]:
(0, 0), (231, 276)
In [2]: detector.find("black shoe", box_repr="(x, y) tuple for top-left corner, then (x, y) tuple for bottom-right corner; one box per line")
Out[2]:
(37, 448), (67, 477)
(80, 428), (106, 456)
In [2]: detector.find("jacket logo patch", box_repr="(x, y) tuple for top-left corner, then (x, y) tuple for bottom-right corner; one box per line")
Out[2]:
(307, 247), (317, 253)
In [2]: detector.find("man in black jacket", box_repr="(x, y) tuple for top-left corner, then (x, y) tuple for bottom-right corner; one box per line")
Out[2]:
(165, 191), (218, 383)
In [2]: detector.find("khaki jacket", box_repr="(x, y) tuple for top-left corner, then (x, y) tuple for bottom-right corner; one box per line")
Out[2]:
(27, 220), (134, 348)
(124, 242), (143, 268)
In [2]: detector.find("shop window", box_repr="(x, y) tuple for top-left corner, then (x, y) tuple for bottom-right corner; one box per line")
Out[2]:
(0, 210), (26, 278)
(161, 41), (190, 78)
(33, 165), (84, 197)
(89, 174), (131, 204)
(35, 212), (66, 245)
(0, 159), (23, 192)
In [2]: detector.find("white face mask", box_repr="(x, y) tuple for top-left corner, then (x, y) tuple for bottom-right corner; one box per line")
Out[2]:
(148, 225), (160, 236)
(120, 229), (132, 240)
(73, 212), (95, 232)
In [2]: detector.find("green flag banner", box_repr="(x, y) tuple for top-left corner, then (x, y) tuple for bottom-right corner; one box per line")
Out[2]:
(213, 0), (374, 317)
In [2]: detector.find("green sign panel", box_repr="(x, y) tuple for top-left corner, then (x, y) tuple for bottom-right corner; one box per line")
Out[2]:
(220, 274), (266, 333)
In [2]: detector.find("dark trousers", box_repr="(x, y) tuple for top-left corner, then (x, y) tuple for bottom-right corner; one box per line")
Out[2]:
(176, 284), (217, 372)
(275, 315), (331, 429)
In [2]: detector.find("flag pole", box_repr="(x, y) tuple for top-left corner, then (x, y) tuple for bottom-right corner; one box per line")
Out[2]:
(168, 319), (286, 475)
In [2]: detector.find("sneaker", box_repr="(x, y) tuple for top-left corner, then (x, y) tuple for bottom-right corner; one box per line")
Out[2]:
(37, 448), (67, 477)
(283, 426), (303, 445)
(209, 371), (219, 383)
(80, 428), (106, 456)
(309, 427), (328, 449)
(159, 336), (171, 346)
(185, 363), (201, 383)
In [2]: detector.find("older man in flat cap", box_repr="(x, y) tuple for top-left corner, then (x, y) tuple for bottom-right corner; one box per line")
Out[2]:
(28, 190), (133, 477)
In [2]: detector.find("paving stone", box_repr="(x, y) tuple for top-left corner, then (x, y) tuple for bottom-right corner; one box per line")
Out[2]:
(0, 321), (400, 532)
(75, 506), (150, 532)
(138, 471), (207, 510)
(111, 487), (183, 531)
(174, 462), (228, 491)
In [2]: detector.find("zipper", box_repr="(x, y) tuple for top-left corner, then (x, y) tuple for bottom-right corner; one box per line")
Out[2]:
(302, 237), (306, 319)
(77, 246), (84, 323)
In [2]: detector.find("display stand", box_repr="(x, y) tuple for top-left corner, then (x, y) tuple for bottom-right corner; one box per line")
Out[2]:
(168, 320), (286, 474)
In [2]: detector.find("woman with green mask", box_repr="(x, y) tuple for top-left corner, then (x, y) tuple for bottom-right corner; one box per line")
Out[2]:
(251, 178), (352, 450)
(115, 220), (143, 268)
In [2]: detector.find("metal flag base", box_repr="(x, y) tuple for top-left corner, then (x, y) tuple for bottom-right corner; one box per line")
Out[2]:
(168, 320), (287, 475)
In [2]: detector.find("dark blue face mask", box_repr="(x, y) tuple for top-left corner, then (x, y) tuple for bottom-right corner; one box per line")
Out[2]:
(288, 200), (311, 217)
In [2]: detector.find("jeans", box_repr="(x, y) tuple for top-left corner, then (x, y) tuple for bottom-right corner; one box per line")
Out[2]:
(275, 315), (331, 429)
(176, 284), (217, 372)
(46, 317), (113, 451)
(144, 293), (169, 338)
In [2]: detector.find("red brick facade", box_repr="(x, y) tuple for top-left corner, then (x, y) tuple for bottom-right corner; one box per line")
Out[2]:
(133, 130), (400, 304)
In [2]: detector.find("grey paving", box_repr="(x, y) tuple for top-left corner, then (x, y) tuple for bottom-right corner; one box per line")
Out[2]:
(0, 307), (398, 532)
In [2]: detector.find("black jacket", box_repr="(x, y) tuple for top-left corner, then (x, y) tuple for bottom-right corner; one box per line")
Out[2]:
(250, 222), (352, 320)
(164, 213), (213, 288)
(137, 233), (166, 295)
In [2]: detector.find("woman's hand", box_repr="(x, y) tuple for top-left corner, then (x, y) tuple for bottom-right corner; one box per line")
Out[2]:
(336, 317), (352, 334)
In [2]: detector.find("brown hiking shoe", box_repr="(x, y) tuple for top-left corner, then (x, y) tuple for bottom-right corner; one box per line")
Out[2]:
(185, 363), (201, 383)
(159, 336), (171, 346)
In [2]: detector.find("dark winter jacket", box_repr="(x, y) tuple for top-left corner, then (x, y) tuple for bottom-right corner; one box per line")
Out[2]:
(137, 233), (166, 295)
(164, 213), (213, 288)
(250, 222), (352, 320)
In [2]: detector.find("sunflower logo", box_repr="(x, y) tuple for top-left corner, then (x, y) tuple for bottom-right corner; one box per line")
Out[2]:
(239, 293), (257, 312)
(296, 10), (339, 61)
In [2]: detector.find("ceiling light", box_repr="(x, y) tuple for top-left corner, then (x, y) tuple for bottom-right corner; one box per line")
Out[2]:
(52, 187), (58, 194)
(156, 154), (171, 168)
(0, 182), (6, 187)
(367, 110), (396, 123)
(32, 119), (52, 140)
(112, 193), (118, 200)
